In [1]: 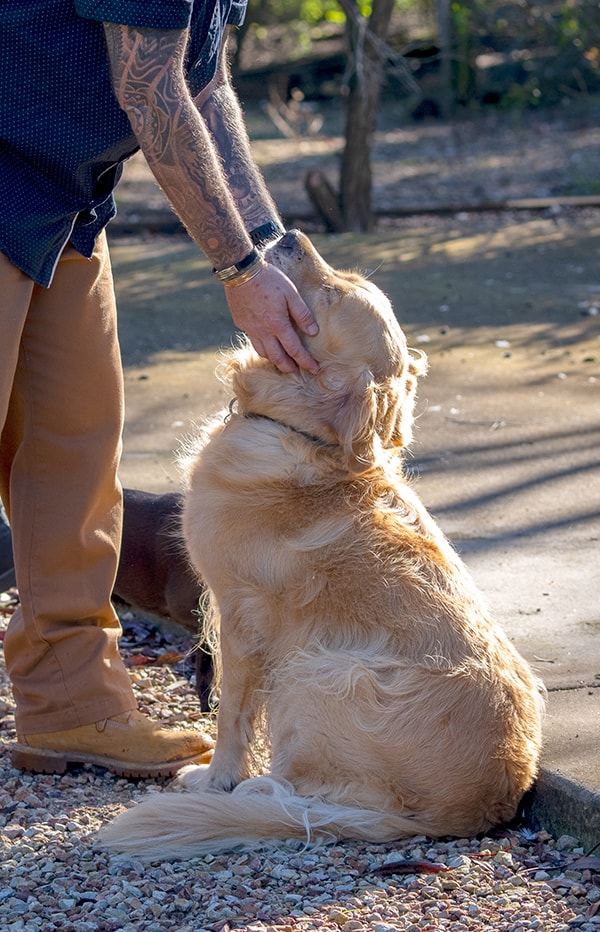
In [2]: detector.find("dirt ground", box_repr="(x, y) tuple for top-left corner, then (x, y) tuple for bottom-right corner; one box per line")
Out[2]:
(112, 206), (599, 500)
(115, 99), (600, 225)
(113, 103), (600, 484)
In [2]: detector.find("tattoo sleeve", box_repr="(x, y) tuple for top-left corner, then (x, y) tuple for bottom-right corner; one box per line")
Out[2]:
(103, 23), (252, 268)
(196, 44), (282, 232)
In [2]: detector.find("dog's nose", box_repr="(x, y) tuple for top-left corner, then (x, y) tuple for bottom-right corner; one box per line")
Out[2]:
(279, 229), (300, 249)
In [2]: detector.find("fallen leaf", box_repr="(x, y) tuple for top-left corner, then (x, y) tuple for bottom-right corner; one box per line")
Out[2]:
(154, 651), (186, 666)
(125, 654), (155, 667)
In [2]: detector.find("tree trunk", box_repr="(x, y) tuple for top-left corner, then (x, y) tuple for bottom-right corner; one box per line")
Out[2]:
(437, 0), (453, 119)
(305, 169), (346, 232)
(339, 0), (395, 231)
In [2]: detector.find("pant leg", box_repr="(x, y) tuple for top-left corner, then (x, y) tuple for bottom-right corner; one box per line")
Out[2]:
(0, 235), (136, 734)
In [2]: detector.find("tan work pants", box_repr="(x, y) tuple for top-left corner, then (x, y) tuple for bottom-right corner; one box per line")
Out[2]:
(0, 234), (136, 734)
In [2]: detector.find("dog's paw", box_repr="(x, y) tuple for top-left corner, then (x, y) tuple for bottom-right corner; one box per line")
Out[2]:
(174, 762), (241, 794)
(173, 763), (212, 792)
(207, 772), (240, 793)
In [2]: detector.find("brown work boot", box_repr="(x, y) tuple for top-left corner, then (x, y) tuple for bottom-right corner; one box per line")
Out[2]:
(11, 709), (214, 778)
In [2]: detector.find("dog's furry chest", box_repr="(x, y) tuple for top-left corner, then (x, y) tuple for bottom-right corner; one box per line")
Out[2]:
(183, 414), (349, 550)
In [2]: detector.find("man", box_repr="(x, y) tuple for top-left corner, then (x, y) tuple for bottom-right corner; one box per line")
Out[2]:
(0, 0), (319, 778)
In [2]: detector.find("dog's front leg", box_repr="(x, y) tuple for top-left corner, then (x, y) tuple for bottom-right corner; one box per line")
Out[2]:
(205, 634), (264, 792)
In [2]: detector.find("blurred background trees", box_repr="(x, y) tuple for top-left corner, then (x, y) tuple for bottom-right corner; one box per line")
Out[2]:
(230, 0), (600, 230)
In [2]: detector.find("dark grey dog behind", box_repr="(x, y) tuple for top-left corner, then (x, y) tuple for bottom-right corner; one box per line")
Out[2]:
(0, 503), (15, 592)
(1, 489), (213, 710)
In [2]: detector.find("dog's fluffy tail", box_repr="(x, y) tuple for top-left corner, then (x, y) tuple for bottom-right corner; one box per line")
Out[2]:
(98, 775), (430, 859)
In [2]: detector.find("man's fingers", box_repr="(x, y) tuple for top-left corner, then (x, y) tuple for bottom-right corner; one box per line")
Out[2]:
(248, 320), (318, 374)
(259, 336), (298, 374)
(277, 328), (319, 374)
(287, 291), (319, 338)
(250, 335), (267, 360)
(244, 331), (298, 374)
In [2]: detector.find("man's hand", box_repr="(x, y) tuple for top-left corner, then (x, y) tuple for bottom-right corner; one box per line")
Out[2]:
(224, 264), (319, 374)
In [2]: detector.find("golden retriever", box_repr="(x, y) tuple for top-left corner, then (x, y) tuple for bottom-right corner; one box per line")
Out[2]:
(100, 230), (544, 858)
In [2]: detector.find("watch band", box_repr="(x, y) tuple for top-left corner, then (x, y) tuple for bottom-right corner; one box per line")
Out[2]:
(249, 221), (286, 249)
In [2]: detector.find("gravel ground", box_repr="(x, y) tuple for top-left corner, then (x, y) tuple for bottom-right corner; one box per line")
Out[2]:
(1, 595), (600, 932)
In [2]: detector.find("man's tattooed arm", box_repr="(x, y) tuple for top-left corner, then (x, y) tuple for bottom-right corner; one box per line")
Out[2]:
(103, 22), (319, 375)
(103, 23), (253, 269)
(195, 40), (282, 233)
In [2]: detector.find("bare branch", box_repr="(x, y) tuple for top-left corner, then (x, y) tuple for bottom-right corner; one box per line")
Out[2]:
(337, 0), (420, 96)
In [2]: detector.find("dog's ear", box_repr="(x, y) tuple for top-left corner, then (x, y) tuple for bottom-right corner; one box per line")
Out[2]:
(383, 349), (428, 450)
(323, 348), (428, 473)
(229, 355), (381, 476)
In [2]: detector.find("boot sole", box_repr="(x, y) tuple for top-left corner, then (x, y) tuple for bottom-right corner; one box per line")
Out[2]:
(10, 743), (213, 778)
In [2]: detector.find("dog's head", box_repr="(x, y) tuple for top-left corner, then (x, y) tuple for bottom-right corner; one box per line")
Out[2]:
(225, 230), (427, 475)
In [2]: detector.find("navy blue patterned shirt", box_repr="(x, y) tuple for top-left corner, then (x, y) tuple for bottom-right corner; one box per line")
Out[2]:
(0, 0), (246, 286)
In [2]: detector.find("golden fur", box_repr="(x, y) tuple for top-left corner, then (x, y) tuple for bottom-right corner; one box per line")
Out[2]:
(100, 231), (544, 858)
